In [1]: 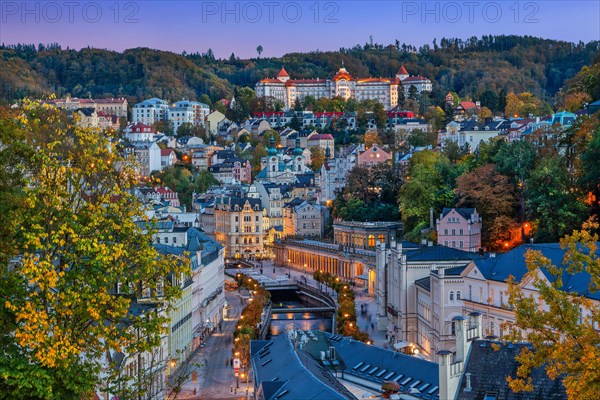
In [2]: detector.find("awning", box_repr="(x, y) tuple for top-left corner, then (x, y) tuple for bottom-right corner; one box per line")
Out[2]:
(356, 273), (369, 281)
(393, 341), (409, 350)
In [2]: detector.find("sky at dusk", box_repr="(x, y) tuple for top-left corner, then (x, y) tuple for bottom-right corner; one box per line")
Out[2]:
(2, 1), (599, 58)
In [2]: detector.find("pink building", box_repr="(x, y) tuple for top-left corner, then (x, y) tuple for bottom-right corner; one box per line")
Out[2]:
(357, 145), (391, 168)
(156, 187), (180, 208)
(436, 208), (482, 252)
(232, 158), (252, 183)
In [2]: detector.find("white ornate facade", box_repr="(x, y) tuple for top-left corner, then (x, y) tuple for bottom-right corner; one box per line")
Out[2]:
(256, 66), (412, 110)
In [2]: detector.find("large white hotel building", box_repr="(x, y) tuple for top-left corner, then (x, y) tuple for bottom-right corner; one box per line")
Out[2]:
(255, 66), (431, 110)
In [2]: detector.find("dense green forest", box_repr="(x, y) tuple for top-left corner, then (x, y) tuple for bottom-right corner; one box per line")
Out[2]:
(1, 35), (598, 107)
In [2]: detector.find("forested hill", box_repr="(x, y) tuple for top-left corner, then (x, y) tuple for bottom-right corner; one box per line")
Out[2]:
(1, 35), (598, 106)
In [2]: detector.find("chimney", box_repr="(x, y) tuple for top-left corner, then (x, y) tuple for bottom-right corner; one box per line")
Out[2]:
(453, 315), (468, 363)
(469, 311), (483, 339)
(437, 350), (453, 400)
(464, 372), (472, 392)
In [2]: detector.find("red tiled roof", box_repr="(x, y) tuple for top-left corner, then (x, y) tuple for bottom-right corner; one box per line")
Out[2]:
(397, 65), (409, 75)
(402, 75), (430, 82)
(129, 122), (153, 132)
(459, 101), (477, 110)
(277, 67), (289, 77)
(259, 78), (283, 84)
(161, 148), (175, 156)
(319, 133), (334, 139)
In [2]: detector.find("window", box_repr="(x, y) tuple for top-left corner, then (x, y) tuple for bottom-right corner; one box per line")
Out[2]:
(444, 229), (448, 235)
(449, 291), (454, 302)
(451, 229), (456, 235)
(173, 237), (177, 244)
(378, 234), (385, 243)
(368, 235), (375, 247)
(164, 237), (169, 244)
(459, 241), (463, 248)
(469, 285), (472, 300)
(456, 291), (461, 300)
(459, 229), (463, 235)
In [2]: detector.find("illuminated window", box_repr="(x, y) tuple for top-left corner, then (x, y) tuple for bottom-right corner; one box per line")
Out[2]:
(368, 235), (375, 247)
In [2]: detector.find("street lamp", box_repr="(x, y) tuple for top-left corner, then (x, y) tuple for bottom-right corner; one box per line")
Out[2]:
(287, 258), (291, 278)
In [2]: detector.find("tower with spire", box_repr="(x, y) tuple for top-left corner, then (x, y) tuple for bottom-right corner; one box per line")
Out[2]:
(267, 136), (279, 180)
(277, 67), (290, 83)
(396, 65), (409, 81)
(292, 138), (304, 172)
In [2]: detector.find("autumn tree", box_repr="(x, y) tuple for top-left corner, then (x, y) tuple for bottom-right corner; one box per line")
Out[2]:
(456, 164), (519, 248)
(424, 105), (446, 132)
(504, 220), (600, 399)
(477, 106), (493, 120)
(505, 92), (543, 118)
(309, 146), (325, 171)
(0, 101), (186, 398)
(364, 130), (382, 148)
(251, 143), (268, 178)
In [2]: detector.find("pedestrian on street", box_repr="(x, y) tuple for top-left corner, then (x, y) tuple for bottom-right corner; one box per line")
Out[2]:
(371, 322), (374, 331)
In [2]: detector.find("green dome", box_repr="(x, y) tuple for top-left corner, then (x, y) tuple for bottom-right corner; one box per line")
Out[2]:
(268, 146), (278, 156)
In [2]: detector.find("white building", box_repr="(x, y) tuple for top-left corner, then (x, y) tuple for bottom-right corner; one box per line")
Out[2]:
(375, 240), (484, 361)
(124, 122), (156, 142)
(132, 98), (169, 126)
(256, 66), (432, 111)
(319, 144), (362, 203)
(256, 66), (400, 110)
(154, 228), (225, 361)
(438, 119), (509, 151)
(126, 141), (162, 177)
(168, 100), (210, 134)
